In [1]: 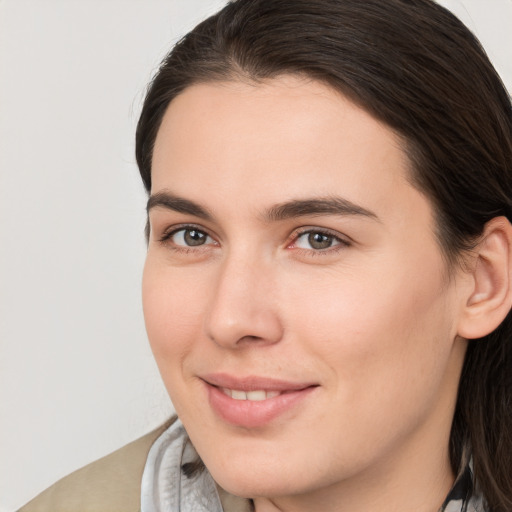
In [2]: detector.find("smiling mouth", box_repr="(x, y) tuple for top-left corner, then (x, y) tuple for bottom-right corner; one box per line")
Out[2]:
(202, 375), (319, 427)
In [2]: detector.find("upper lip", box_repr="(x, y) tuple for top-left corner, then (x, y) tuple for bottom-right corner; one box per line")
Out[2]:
(201, 373), (318, 392)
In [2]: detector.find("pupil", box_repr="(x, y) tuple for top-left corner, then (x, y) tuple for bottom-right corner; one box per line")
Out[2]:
(184, 230), (206, 246)
(308, 232), (332, 249)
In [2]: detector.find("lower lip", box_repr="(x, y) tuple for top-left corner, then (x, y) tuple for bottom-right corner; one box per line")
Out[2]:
(205, 382), (317, 428)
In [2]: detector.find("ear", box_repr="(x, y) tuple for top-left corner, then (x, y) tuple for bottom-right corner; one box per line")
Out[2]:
(457, 216), (512, 340)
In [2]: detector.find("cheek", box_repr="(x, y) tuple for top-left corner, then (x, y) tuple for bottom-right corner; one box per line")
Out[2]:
(142, 259), (206, 374)
(142, 260), (215, 425)
(285, 257), (456, 417)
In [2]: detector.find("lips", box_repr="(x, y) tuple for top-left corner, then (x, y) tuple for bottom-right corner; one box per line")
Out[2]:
(201, 373), (318, 427)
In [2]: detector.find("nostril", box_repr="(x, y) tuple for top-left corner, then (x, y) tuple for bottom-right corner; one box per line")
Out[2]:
(205, 306), (283, 347)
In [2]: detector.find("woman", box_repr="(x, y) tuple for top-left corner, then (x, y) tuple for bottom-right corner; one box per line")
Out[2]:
(20, 0), (512, 511)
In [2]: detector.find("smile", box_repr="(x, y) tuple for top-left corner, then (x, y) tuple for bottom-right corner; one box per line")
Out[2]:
(201, 374), (319, 427)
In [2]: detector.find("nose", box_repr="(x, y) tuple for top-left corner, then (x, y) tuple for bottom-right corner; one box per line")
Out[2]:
(204, 253), (284, 349)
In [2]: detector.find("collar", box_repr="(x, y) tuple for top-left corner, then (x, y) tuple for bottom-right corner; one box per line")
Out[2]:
(140, 419), (250, 512)
(440, 461), (485, 512)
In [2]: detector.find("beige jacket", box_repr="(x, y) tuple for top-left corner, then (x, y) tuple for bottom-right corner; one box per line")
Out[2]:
(19, 418), (249, 512)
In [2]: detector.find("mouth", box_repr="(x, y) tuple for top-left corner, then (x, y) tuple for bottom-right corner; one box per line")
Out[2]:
(201, 374), (319, 428)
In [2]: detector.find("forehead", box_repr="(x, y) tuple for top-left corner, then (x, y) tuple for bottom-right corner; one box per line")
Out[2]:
(153, 76), (405, 175)
(151, 76), (428, 230)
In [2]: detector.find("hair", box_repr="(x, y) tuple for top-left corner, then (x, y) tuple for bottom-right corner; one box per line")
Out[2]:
(135, 0), (512, 509)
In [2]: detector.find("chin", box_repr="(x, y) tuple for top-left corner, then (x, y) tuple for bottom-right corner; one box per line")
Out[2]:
(202, 446), (326, 501)
(211, 468), (298, 500)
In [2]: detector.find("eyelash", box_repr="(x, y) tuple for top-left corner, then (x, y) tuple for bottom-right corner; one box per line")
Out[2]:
(158, 225), (351, 255)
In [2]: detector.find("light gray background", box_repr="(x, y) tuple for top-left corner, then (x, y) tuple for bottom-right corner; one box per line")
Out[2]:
(0, 1), (510, 510)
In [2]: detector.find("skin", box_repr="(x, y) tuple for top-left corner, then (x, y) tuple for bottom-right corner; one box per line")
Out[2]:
(142, 76), (472, 512)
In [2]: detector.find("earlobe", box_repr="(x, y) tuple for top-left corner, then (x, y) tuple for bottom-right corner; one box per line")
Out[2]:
(457, 216), (512, 340)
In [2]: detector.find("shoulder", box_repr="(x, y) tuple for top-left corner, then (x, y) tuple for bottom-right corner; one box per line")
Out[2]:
(19, 418), (176, 512)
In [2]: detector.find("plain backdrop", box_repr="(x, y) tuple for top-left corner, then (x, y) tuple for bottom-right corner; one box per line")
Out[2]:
(0, 1), (510, 510)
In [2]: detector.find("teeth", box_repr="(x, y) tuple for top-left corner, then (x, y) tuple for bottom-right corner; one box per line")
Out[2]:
(231, 390), (247, 400)
(221, 388), (282, 401)
(221, 388), (232, 398)
(246, 390), (266, 401)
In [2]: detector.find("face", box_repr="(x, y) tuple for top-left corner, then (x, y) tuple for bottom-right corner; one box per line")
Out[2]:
(143, 77), (468, 508)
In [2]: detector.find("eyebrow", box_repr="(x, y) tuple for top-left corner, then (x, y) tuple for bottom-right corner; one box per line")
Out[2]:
(264, 197), (379, 222)
(147, 191), (213, 220)
(147, 191), (379, 223)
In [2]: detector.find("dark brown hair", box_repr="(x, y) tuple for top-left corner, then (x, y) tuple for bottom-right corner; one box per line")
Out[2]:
(136, 1), (512, 509)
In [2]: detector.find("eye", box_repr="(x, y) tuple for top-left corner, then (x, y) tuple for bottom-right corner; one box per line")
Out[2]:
(166, 227), (214, 247)
(293, 230), (347, 251)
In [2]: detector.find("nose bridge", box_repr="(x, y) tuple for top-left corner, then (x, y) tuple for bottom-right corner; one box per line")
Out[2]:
(204, 246), (283, 348)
